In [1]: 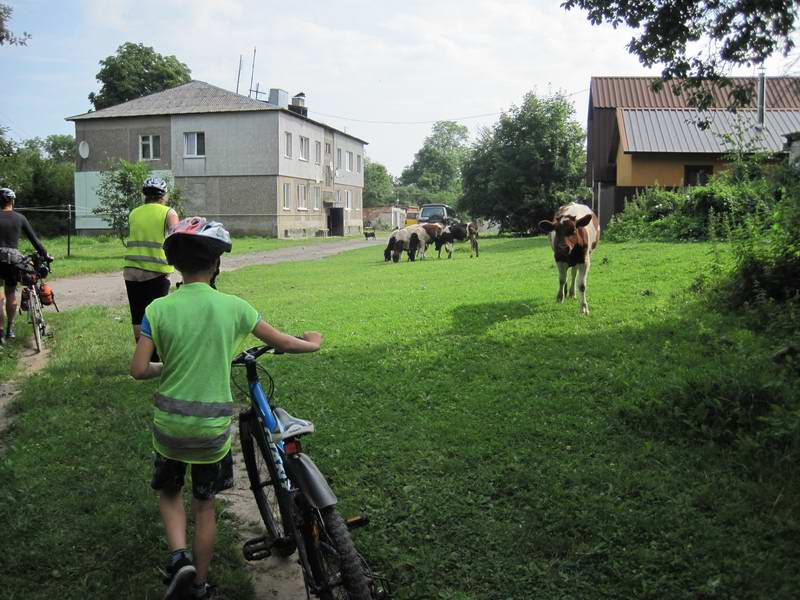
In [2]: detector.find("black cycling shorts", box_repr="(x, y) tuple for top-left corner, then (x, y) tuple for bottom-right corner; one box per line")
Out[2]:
(151, 450), (234, 500)
(0, 262), (18, 287)
(124, 275), (170, 325)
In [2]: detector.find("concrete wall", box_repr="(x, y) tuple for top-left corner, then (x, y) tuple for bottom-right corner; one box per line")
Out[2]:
(75, 116), (171, 172)
(277, 112), (326, 182)
(175, 174), (278, 235)
(333, 132), (364, 188)
(616, 145), (728, 187)
(171, 112), (279, 177)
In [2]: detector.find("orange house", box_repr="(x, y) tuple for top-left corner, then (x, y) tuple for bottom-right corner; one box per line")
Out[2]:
(587, 76), (800, 228)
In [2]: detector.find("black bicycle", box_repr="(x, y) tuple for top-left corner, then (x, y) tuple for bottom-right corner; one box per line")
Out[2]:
(232, 345), (389, 600)
(17, 253), (57, 353)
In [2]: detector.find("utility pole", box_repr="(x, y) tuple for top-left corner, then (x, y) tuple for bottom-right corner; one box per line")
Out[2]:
(248, 47), (256, 98)
(236, 55), (243, 94)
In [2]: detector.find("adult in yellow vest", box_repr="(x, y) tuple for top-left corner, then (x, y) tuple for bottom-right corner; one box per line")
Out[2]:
(123, 177), (180, 343)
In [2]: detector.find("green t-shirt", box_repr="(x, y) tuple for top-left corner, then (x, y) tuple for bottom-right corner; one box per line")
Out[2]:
(143, 283), (261, 463)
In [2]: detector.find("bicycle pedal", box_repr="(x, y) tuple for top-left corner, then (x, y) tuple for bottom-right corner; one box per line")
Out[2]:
(243, 536), (273, 561)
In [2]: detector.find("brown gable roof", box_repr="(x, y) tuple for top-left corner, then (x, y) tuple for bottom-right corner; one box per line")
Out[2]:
(591, 76), (800, 110)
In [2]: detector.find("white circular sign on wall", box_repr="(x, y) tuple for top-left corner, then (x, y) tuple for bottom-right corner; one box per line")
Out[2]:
(78, 141), (90, 159)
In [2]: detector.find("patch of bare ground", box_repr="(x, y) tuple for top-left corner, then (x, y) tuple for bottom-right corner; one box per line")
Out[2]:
(0, 338), (50, 453)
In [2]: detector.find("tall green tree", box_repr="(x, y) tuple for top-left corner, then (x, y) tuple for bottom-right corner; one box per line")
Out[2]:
(363, 158), (395, 207)
(400, 121), (470, 206)
(0, 135), (75, 235)
(562, 0), (799, 109)
(89, 43), (191, 111)
(460, 93), (587, 232)
(0, 3), (30, 46)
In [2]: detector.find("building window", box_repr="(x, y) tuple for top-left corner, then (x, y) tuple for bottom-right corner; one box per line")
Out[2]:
(315, 141), (322, 164)
(285, 132), (292, 158)
(335, 189), (341, 207)
(183, 132), (205, 157)
(357, 154), (362, 173)
(298, 184), (307, 209)
(299, 136), (309, 161)
(346, 151), (353, 172)
(140, 135), (161, 160)
(345, 190), (352, 210)
(283, 182), (291, 209)
(336, 148), (342, 169)
(684, 165), (713, 186)
(313, 186), (320, 210)
(325, 142), (331, 155)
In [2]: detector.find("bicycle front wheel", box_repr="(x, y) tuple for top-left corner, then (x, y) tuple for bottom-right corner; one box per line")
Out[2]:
(305, 505), (372, 600)
(239, 411), (297, 557)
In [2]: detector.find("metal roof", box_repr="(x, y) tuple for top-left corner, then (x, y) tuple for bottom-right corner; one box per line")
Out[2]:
(66, 80), (368, 145)
(619, 108), (800, 154)
(67, 80), (277, 120)
(592, 77), (800, 109)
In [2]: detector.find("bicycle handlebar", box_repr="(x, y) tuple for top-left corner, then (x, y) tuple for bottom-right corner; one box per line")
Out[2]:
(231, 336), (309, 366)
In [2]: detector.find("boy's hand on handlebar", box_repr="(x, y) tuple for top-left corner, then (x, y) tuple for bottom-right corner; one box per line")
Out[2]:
(302, 331), (323, 350)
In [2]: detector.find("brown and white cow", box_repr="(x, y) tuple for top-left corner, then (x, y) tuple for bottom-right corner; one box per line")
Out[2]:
(539, 203), (600, 315)
(408, 223), (443, 261)
(434, 222), (479, 259)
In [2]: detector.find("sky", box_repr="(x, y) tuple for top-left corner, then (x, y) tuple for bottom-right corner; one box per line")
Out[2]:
(0, 0), (795, 176)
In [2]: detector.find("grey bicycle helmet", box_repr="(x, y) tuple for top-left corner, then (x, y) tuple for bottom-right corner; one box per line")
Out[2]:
(142, 177), (168, 196)
(0, 188), (16, 203)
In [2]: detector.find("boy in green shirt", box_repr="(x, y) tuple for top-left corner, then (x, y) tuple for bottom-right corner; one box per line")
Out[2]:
(130, 217), (322, 600)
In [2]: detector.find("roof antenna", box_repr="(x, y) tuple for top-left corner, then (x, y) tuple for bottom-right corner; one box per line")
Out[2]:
(235, 55), (243, 94)
(248, 47), (256, 98)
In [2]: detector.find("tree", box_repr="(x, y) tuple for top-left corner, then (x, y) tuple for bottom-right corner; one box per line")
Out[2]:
(460, 92), (588, 232)
(0, 134), (75, 236)
(0, 3), (30, 46)
(89, 43), (191, 111)
(562, 0), (799, 109)
(400, 121), (470, 206)
(363, 159), (395, 207)
(43, 134), (75, 162)
(94, 160), (185, 243)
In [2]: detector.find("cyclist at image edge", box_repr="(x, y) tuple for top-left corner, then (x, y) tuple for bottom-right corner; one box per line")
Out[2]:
(0, 187), (51, 345)
(129, 217), (322, 600)
(124, 177), (180, 345)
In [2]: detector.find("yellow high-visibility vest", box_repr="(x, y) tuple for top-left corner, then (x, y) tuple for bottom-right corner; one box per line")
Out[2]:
(124, 203), (173, 273)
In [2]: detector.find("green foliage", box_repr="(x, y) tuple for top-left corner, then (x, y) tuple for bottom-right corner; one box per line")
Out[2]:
(399, 121), (470, 207)
(460, 92), (588, 231)
(88, 42), (191, 111)
(561, 0), (797, 110)
(93, 160), (186, 244)
(0, 134), (75, 236)
(0, 3), (30, 46)
(363, 158), (394, 207)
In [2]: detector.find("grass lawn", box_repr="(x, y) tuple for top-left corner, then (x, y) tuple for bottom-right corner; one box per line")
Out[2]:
(1, 238), (798, 599)
(18, 234), (361, 279)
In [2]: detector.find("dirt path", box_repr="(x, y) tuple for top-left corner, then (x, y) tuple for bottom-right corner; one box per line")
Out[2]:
(51, 238), (378, 311)
(22, 237), (378, 598)
(0, 339), (50, 453)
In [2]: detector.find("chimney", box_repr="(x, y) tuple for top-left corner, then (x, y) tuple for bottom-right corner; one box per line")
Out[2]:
(289, 92), (308, 117)
(756, 69), (766, 130)
(268, 88), (289, 109)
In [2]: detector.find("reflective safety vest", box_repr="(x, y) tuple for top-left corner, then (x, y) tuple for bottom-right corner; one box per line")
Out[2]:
(124, 202), (173, 273)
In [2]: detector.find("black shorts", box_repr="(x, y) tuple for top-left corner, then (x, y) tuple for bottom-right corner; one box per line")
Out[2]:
(124, 275), (171, 325)
(151, 450), (234, 500)
(0, 262), (18, 287)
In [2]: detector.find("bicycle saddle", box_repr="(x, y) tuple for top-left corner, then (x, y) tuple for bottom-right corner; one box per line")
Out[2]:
(270, 407), (315, 441)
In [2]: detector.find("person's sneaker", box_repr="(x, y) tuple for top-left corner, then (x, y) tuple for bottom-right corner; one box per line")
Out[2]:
(190, 582), (216, 599)
(163, 555), (196, 600)
(5, 327), (15, 340)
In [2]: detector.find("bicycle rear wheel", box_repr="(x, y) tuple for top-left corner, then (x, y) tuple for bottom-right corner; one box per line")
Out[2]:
(239, 411), (297, 557)
(303, 504), (372, 600)
(28, 292), (42, 353)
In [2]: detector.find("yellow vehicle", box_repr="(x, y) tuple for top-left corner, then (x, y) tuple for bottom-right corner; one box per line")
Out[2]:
(405, 206), (419, 226)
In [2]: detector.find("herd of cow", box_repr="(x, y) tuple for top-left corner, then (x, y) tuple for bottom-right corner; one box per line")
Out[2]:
(381, 202), (600, 315)
(383, 222), (479, 263)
